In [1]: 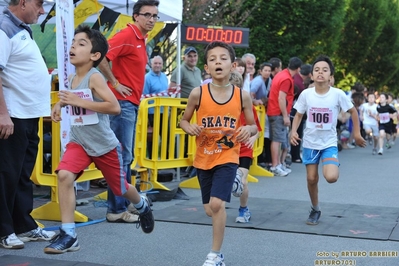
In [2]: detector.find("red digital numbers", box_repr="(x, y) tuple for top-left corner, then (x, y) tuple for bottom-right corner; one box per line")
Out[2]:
(184, 25), (246, 46)
(186, 26), (195, 40)
(196, 28), (205, 41)
(205, 29), (214, 42)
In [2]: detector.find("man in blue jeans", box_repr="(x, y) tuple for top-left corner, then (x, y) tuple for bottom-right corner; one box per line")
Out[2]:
(98, 0), (159, 222)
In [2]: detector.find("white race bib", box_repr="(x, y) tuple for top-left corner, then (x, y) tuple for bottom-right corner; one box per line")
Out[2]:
(307, 107), (333, 130)
(379, 112), (390, 124)
(69, 89), (99, 126)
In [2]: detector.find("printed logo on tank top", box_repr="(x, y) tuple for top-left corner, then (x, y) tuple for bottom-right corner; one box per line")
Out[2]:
(199, 113), (238, 155)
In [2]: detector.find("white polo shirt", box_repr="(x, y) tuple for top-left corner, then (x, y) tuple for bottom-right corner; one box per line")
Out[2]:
(0, 8), (50, 118)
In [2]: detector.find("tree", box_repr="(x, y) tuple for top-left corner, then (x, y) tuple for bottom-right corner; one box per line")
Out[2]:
(239, 0), (346, 65)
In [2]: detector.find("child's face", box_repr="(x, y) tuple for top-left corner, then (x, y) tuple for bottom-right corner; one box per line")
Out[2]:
(236, 66), (245, 75)
(388, 95), (393, 103)
(368, 94), (375, 104)
(312, 61), (331, 84)
(380, 94), (387, 104)
(205, 47), (234, 80)
(69, 32), (95, 66)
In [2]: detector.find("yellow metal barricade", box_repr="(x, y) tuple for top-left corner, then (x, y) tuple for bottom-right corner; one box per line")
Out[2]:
(31, 92), (105, 222)
(135, 98), (196, 191)
(248, 105), (274, 180)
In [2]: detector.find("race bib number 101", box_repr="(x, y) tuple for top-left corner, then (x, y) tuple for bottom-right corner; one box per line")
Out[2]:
(70, 89), (99, 126)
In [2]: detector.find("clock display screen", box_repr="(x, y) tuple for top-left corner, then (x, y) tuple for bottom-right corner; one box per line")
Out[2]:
(181, 24), (250, 48)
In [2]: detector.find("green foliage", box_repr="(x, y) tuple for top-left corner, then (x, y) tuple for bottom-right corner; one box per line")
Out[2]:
(237, 0), (346, 66)
(181, 0), (399, 94)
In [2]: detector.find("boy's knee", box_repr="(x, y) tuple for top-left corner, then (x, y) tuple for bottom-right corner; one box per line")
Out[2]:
(325, 175), (338, 183)
(307, 176), (318, 185)
(209, 198), (223, 213)
(57, 170), (73, 184)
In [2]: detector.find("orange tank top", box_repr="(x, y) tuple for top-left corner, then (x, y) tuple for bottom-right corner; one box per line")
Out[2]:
(194, 84), (242, 170)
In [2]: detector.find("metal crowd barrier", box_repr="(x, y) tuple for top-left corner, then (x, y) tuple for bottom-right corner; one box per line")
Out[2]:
(30, 95), (272, 222)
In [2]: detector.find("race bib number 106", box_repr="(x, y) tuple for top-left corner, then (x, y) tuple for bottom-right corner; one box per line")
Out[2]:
(307, 107), (333, 130)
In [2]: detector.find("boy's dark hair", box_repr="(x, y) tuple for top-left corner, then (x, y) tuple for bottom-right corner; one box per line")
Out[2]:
(203, 41), (236, 63)
(312, 55), (335, 76)
(74, 25), (108, 68)
(351, 82), (364, 93)
(380, 92), (388, 100)
(300, 64), (312, 76)
(259, 62), (272, 71)
(269, 57), (282, 71)
(367, 92), (375, 98)
(133, 0), (160, 21)
(351, 92), (365, 108)
(288, 57), (303, 71)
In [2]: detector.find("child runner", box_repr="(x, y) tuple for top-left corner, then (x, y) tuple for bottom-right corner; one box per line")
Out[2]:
(376, 93), (397, 155)
(387, 93), (397, 146)
(290, 55), (366, 225)
(229, 71), (262, 223)
(180, 41), (258, 266)
(359, 93), (379, 154)
(44, 25), (154, 254)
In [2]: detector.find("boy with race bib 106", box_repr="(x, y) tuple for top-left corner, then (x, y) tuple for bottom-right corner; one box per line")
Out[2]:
(290, 55), (366, 226)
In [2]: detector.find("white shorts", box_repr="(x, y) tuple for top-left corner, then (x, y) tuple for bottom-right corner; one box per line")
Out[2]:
(363, 124), (379, 137)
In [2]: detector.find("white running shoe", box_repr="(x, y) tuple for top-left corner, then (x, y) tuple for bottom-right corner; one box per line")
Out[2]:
(231, 169), (244, 197)
(0, 233), (24, 249)
(203, 252), (225, 266)
(281, 164), (292, 174)
(270, 164), (289, 176)
(17, 227), (56, 242)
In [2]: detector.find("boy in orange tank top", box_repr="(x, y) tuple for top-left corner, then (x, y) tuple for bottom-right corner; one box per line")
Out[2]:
(180, 42), (258, 266)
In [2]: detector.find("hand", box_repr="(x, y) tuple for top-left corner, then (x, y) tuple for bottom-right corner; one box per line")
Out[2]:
(283, 116), (291, 126)
(290, 131), (301, 146)
(0, 113), (13, 139)
(115, 83), (132, 98)
(354, 134), (367, 148)
(51, 102), (62, 122)
(183, 124), (203, 136)
(58, 90), (81, 106)
(252, 99), (263, 106)
(244, 134), (257, 149)
(236, 125), (252, 143)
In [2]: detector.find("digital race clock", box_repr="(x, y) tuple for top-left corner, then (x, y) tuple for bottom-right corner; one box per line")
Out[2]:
(181, 24), (250, 48)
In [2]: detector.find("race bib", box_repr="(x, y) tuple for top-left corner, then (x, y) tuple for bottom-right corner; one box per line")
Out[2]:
(69, 89), (99, 126)
(379, 112), (390, 124)
(307, 107), (333, 130)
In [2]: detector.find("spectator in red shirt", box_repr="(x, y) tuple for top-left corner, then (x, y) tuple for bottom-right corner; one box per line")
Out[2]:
(98, 0), (159, 223)
(267, 57), (302, 176)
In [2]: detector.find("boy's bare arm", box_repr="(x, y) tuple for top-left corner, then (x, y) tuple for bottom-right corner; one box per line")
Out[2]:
(348, 107), (366, 147)
(237, 91), (258, 143)
(58, 73), (120, 115)
(290, 112), (303, 146)
(180, 87), (203, 136)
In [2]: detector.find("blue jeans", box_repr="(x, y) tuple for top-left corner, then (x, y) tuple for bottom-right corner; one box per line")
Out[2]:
(107, 100), (138, 214)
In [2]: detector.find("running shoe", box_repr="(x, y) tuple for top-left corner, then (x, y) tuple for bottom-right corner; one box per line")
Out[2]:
(203, 252), (225, 266)
(306, 208), (321, 225)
